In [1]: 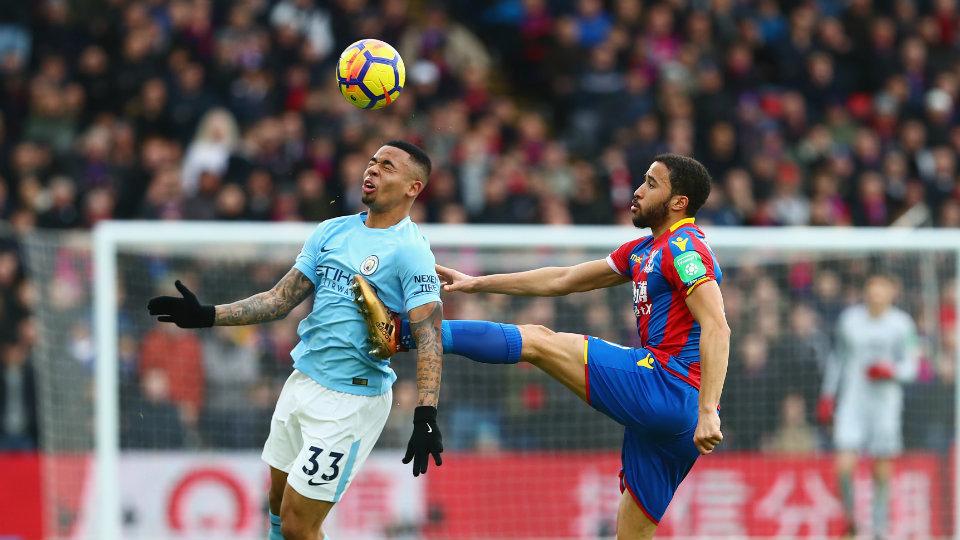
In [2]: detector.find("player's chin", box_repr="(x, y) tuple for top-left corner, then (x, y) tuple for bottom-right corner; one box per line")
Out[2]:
(361, 192), (377, 206)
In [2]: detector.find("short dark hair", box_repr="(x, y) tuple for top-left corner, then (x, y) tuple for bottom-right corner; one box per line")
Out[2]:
(385, 140), (432, 182)
(866, 273), (897, 286)
(653, 153), (712, 217)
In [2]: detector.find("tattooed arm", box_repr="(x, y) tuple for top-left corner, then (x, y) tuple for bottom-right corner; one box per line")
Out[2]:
(215, 267), (315, 326)
(408, 301), (443, 406)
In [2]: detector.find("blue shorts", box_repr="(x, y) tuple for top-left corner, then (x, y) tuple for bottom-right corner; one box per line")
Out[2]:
(583, 336), (700, 524)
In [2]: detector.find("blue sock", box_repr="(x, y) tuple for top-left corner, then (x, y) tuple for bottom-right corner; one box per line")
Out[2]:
(268, 511), (282, 540)
(400, 319), (522, 364)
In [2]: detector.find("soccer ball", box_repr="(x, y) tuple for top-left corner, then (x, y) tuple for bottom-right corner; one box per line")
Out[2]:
(336, 39), (406, 110)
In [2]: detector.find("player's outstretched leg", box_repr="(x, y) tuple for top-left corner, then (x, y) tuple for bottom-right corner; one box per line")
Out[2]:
(393, 317), (589, 399)
(352, 275), (583, 392)
(351, 279), (529, 367)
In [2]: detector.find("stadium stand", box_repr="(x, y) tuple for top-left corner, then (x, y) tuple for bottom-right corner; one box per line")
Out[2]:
(0, 0), (957, 458)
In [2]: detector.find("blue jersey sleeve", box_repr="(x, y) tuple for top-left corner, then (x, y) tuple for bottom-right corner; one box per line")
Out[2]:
(396, 236), (441, 312)
(293, 224), (325, 287)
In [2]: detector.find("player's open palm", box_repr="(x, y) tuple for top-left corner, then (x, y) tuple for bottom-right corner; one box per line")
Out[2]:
(694, 410), (723, 455)
(147, 280), (215, 328)
(435, 264), (477, 293)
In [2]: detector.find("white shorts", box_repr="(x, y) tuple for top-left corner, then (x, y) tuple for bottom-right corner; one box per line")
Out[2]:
(833, 399), (902, 457)
(261, 370), (392, 502)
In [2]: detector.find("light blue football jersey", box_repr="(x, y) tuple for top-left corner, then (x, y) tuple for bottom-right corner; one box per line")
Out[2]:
(290, 212), (441, 396)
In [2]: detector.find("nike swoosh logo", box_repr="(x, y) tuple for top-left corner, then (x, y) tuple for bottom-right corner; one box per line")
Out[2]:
(321, 247), (333, 252)
(426, 425), (433, 433)
(308, 479), (331, 486)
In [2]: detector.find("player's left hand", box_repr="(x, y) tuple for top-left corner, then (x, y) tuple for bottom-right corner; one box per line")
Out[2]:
(402, 405), (443, 477)
(694, 410), (723, 455)
(147, 280), (215, 328)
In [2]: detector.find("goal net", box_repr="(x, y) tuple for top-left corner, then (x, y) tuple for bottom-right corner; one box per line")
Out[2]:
(18, 222), (960, 539)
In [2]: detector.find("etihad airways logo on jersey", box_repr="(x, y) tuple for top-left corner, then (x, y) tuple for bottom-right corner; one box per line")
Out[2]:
(315, 264), (353, 296)
(671, 236), (689, 252)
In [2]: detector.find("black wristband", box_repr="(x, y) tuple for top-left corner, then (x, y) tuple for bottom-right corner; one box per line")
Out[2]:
(413, 405), (437, 422)
(199, 304), (216, 328)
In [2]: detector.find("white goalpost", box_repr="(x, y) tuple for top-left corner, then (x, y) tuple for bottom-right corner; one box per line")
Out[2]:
(64, 221), (960, 539)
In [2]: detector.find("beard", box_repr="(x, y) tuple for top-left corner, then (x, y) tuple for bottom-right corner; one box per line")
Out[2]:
(632, 199), (670, 229)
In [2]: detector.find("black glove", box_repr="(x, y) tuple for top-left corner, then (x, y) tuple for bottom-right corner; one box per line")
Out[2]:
(147, 280), (215, 328)
(402, 405), (443, 477)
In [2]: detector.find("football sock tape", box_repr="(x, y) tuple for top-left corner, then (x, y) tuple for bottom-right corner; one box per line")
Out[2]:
(268, 511), (282, 540)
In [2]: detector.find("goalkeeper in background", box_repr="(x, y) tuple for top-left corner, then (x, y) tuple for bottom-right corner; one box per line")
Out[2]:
(817, 274), (919, 537)
(148, 141), (444, 540)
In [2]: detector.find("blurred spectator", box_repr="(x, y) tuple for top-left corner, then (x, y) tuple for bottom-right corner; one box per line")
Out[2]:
(770, 304), (830, 420)
(181, 108), (238, 196)
(270, 0), (333, 61)
(139, 313), (204, 430)
(0, 340), (37, 450)
(379, 379), (417, 449)
(142, 166), (185, 220)
(0, 3), (30, 74)
(400, 3), (490, 82)
(200, 327), (261, 447)
(123, 368), (186, 449)
(37, 176), (80, 229)
(723, 333), (779, 450)
(764, 393), (818, 454)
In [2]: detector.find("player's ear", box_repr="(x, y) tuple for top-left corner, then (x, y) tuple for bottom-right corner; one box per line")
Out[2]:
(671, 194), (689, 213)
(407, 178), (424, 198)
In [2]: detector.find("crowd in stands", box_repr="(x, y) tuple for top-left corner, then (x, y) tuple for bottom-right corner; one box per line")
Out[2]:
(0, 0), (958, 452)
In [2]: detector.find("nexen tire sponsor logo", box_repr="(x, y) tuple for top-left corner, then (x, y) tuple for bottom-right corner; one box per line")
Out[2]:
(413, 274), (439, 295)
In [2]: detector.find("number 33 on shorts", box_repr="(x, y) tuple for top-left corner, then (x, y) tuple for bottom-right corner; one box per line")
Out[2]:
(285, 438), (366, 502)
(301, 445), (344, 486)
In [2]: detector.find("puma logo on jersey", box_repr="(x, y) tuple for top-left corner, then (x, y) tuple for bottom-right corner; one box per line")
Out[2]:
(637, 353), (655, 370)
(671, 236), (689, 252)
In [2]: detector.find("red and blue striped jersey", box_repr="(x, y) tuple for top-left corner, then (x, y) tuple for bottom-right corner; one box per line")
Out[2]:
(605, 218), (722, 390)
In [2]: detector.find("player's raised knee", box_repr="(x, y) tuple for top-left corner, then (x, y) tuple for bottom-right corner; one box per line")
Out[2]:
(517, 324), (557, 360)
(519, 324), (555, 339)
(518, 324), (554, 347)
